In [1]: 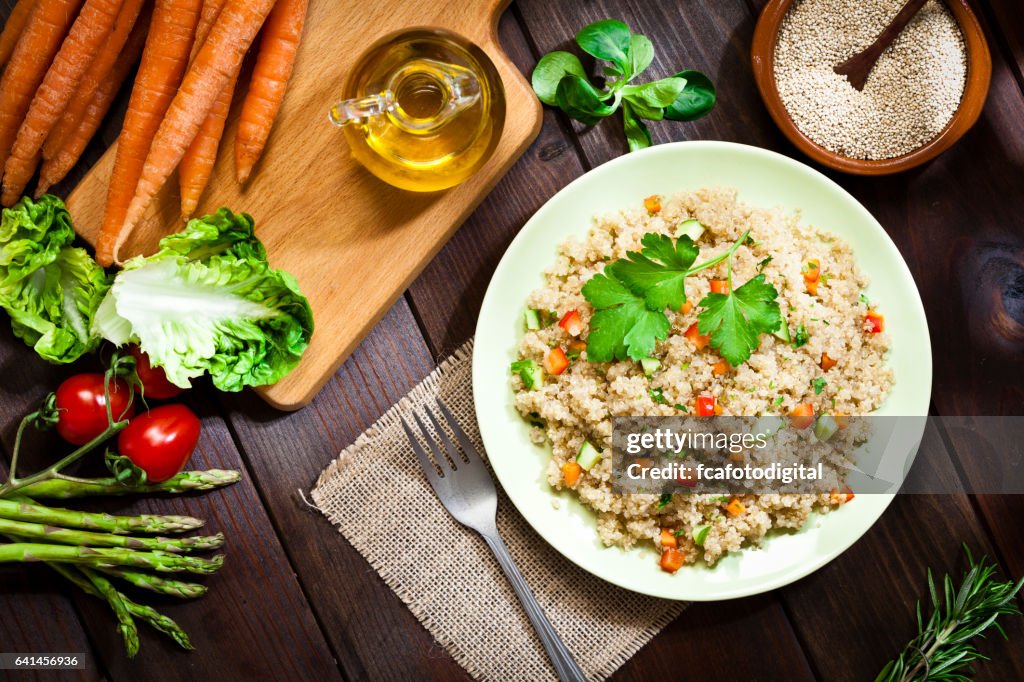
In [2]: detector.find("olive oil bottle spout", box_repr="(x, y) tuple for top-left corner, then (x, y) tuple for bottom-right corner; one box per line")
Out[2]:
(328, 58), (480, 134)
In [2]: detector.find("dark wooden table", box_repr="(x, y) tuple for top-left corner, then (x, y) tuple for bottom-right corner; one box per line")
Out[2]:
(2, 0), (1023, 680)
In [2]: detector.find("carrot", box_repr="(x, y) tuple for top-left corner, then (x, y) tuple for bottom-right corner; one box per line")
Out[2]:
(235, 0), (307, 184)
(0, 0), (84, 180)
(42, 0), (146, 161)
(178, 72), (235, 218)
(36, 10), (146, 195)
(94, 0), (201, 267)
(192, 0), (227, 54)
(2, 0), (126, 205)
(0, 0), (37, 69)
(114, 0), (276, 253)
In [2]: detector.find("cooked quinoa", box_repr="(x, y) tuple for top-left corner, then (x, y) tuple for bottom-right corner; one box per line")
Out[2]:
(511, 187), (893, 568)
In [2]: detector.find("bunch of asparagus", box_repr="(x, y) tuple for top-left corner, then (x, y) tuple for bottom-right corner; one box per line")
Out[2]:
(0, 359), (240, 656)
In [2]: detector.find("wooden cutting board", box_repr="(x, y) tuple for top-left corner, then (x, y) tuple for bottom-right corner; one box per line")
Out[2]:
(66, 0), (541, 410)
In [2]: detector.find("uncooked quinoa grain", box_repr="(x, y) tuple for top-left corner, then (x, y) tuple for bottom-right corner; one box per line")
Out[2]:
(512, 188), (893, 567)
(774, 0), (966, 160)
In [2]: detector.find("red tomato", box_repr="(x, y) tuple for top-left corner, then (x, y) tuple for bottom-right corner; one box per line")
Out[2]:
(864, 311), (885, 334)
(55, 374), (135, 446)
(696, 395), (716, 417)
(557, 310), (583, 337)
(684, 323), (711, 350)
(118, 405), (201, 482)
(128, 345), (186, 399)
(790, 403), (816, 429)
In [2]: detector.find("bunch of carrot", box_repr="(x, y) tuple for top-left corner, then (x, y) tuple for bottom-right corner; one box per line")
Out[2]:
(0, 0), (309, 266)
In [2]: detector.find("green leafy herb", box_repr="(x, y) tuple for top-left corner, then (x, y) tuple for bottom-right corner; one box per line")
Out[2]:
(582, 230), (780, 365)
(772, 396), (785, 407)
(531, 19), (716, 152)
(657, 492), (672, 509)
(876, 548), (1023, 682)
(649, 387), (667, 404)
(757, 256), (773, 273)
(812, 377), (827, 394)
(792, 324), (810, 348)
(673, 403), (688, 413)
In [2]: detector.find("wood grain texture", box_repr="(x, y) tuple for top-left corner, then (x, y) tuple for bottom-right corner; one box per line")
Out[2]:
(0, 325), (339, 679)
(64, 0), (543, 411)
(215, 299), (467, 681)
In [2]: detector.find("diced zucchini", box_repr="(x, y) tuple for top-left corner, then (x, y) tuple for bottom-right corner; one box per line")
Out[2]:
(692, 524), (711, 546)
(640, 357), (661, 377)
(510, 359), (542, 390)
(814, 415), (839, 442)
(751, 415), (784, 438)
(773, 319), (791, 343)
(576, 441), (601, 471)
(524, 309), (541, 331)
(678, 219), (705, 241)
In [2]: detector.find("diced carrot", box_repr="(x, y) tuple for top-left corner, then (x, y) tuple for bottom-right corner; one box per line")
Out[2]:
(558, 309), (583, 337)
(834, 414), (849, 429)
(544, 347), (568, 375)
(659, 547), (685, 573)
(696, 395), (715, 417)
(680, 300), (693, 314)
(711, 359), (729, 376)
(714, 402), (723, 416)
(829, 486), (855, 505)
(790, 403), (815, 429)
(865, 310), (885, 333)
(684, 322), (710, 350)
(659, 528), (677, 548)
(803, 258), (820, 282)
(805, 278), (819, 296)
(820, 352), (837, 371)
(725, 497), (745, 517)
(634, 457), (655, 470)
(710, 279), (729, 295)
(644, 194), (661, 213)
(561, 461), (581, 486)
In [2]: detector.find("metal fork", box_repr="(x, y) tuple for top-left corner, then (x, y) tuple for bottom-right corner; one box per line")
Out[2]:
(401, 399), (587, 682)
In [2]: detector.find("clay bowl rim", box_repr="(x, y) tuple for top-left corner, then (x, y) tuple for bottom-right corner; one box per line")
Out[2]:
(750, 0), (992, 176)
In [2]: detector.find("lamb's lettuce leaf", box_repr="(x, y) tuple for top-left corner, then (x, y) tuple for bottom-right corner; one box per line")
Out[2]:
(0, 195), (110, 363)
(94, 209), (314, 392)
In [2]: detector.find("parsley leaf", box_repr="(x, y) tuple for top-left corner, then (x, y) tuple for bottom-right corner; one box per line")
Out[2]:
(697, 274), (782, 366)
(792, 324), (810, 348)
(583, 273), (670, 361)
(812, 377), (827, 394)
(609, 233), (698, 310)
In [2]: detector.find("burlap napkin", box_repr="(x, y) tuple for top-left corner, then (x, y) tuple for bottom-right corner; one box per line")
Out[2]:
(312, 339), (686, 682)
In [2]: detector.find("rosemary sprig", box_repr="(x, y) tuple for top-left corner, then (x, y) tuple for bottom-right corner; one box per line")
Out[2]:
(876, 547), (1023, 682)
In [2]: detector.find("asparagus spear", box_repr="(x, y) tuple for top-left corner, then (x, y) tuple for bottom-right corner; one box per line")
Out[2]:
(0, 542), (224, 574)
(0, 498), (204, 535)
(19, 470), (242, 499)
(0, 517), (224, 554)
(47, 562), (194, 650)
(81, 567), (140, 657)
(96, 566), (208, 599)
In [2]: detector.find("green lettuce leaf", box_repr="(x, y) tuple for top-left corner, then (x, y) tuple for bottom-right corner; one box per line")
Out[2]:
(94, 208), (314, 392)
(0, 195), (110, 363)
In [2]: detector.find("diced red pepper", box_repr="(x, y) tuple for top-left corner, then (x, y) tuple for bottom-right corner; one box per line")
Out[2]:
(790, 403), (815, 429)
(684, 323), (711, 350)
(558, 310), (583, 337)
(544, 348), (569, 375)
(710, 279), (730, 295)
(644, 195), (662, 213)
(659, 547), (686, 573)
(865, 310), (885, 333)
(830, 485), (855, 505)
(696, 395), (716, 417)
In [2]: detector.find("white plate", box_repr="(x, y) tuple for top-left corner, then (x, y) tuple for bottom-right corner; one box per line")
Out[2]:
(473, 141), (931, 600)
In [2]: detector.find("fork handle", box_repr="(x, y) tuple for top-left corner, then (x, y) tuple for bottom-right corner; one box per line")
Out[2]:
(482, 531), (588, 682)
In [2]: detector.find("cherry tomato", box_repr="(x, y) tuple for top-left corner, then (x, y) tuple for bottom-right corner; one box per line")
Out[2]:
(55, 374), (135, 446)
(118, 405), (201, 483)
(127, 345), (186, 399)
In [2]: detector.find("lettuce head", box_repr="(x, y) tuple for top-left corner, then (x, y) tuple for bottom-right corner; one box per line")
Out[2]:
(94, 209), (314, 392)
(0, 195), (110, 363)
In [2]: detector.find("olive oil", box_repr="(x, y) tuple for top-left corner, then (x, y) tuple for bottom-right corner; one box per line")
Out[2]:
(330, 29), (506, 192)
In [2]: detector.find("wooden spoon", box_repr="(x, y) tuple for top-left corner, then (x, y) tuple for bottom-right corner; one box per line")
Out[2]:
(834, 0), (929, 90)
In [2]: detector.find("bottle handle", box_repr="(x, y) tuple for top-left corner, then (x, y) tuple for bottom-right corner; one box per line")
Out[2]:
(328, 59), (480, 132)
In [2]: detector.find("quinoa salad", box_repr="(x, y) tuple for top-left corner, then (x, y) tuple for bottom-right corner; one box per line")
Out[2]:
(510, 187), (893, 571)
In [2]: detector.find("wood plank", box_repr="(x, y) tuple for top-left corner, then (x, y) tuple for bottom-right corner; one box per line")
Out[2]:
(405, 4), (588, 356)
(64, 0), (544, 411)
(216, 298), (470, 681)
(780, 426), (1024, 680)
(0, 327), (339, 679)
(984, 0), (1024, 95)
